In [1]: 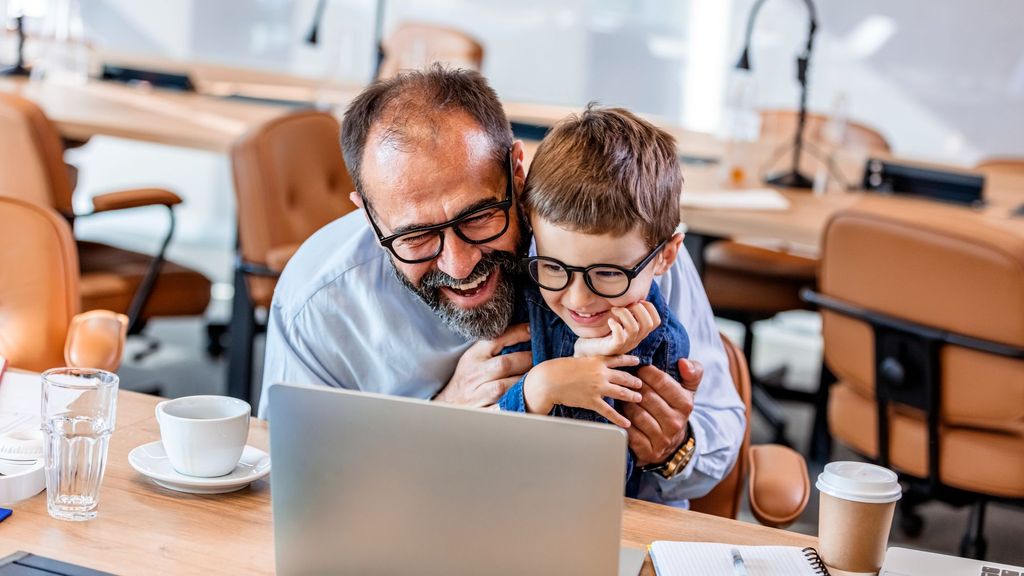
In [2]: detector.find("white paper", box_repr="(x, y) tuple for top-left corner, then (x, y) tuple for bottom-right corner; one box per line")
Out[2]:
(0, 371), (43, 433)
(681, 188), (791, 211)
(650, 542), (820, 576)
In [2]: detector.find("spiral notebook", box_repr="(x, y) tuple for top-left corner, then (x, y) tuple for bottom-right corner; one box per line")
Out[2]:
(649, 542), (830, 576)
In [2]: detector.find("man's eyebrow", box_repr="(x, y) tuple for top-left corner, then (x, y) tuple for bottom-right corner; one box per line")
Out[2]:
(390, 196), (503, 236)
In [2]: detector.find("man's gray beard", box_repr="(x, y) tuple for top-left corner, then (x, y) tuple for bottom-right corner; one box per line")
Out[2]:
(389, 252), (519, 340)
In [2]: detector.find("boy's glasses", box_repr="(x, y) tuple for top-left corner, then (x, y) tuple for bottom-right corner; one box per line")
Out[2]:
(362, 151), (515, 264)
(523, 239), (668, 298)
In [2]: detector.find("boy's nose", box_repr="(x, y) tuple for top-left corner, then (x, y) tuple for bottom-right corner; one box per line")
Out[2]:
(562, 273), (596, 310)
(436, 230), (482, 281)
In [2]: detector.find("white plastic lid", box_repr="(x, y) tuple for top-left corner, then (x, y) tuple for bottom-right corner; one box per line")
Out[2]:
(816, 461), (902, 504)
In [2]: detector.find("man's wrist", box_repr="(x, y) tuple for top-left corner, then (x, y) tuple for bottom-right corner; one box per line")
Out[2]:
(640, 423), (695, 479)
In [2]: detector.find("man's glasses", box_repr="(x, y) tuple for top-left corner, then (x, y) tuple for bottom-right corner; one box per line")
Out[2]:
(363, 151), (515, 264)
(523, 239), (668, 299)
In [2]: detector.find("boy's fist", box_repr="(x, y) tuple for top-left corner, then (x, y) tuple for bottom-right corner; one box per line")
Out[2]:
(573, 301), (661, 358)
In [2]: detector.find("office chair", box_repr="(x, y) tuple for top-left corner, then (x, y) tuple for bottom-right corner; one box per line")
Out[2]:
(689, 333), (810, 528)
(0, 196), (128, 373)
(377, 22), (484, 80)
(220, 110), (357, 403)
(0, 92), (210, 352)
(700, 109), (890, 451)
(803, 198), (1024, 559)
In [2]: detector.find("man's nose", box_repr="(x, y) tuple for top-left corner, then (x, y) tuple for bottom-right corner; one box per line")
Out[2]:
(436, 230), (482, 280)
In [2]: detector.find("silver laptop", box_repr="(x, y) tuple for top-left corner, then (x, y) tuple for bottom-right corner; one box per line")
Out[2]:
(882, 547), (1024, 576)
(268, 383), (646, 576)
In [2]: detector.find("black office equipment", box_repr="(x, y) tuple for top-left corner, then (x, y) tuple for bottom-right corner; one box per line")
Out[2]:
(862, 158), (985, 207)
(101, 64), (196, 92)
(0, 551), (115, 576)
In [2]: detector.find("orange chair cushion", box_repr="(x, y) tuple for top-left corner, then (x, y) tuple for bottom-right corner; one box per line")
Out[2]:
(702, 241), (817, 314)
(830, 381), (1024, 499)
(78, 241), (211, 319)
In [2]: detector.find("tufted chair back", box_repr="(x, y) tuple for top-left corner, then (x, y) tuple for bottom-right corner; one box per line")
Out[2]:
(231, 110), (357, 307)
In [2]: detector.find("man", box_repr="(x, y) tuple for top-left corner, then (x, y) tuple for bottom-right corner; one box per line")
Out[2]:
(261, 66), (744, 507)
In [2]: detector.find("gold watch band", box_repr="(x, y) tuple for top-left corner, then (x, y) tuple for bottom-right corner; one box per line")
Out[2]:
(640, 426), (697, 480)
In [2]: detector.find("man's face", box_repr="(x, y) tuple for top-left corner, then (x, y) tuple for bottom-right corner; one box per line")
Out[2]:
(359, 114), (527, 339)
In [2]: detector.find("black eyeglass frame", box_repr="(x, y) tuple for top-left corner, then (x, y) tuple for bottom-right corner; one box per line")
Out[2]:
(362, 150), (515, 264)
(523, 238), (670, 299)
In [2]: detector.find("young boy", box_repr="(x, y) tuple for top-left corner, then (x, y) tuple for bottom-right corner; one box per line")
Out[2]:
(498, 105), (689, 492)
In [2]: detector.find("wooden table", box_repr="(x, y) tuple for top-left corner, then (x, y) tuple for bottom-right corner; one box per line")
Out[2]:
(0, 389), (815, 575)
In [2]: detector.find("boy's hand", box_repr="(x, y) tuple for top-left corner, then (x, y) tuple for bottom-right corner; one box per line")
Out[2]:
(523, 355), (642, 428)
(573, 301), (661, 358)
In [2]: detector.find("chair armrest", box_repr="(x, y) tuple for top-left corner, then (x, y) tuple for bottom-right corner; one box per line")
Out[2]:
(91, 188), (182, 214)
(747, 444), (810, 529)
(265, 242), (302, 274)
(64, 311), (129, 373)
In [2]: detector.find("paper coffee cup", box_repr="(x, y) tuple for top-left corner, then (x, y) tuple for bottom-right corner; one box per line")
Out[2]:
(816, 461), (902, 575)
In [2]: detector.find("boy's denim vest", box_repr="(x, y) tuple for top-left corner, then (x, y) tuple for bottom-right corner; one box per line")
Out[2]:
(499, 279), (689, 494)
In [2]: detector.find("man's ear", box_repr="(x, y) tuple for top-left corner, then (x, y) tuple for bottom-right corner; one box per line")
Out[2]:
(349, 191), (364, 209)
(511, 140), (526, 195)
(653, 232), (685, 275)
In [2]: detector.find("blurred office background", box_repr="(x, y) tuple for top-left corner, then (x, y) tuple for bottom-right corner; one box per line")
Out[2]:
(2, 0), (1021, 562)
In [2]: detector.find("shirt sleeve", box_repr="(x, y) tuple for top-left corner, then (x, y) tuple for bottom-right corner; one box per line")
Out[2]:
(642, 248), (747, 506)
(258, 296), (342, 419)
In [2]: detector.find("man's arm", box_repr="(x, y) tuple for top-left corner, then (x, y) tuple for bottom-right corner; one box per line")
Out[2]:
(625, 247), (746, 504)
(258, 298), (342, 418)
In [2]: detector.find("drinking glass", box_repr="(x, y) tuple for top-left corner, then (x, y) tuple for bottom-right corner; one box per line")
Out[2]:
(41, 367), (118, 521)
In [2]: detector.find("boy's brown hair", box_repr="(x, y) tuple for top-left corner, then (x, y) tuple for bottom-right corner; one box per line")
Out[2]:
(522, 104), (682, 249)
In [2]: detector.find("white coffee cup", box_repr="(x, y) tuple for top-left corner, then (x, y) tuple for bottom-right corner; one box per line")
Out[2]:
(816, 461), (902, 575)
(155, 395), (250, 478)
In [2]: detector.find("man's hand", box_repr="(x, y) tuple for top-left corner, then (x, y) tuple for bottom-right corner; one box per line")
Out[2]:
(433, 323), (532, 407)
(573, 301), (661, 358)
(622, 358), (704, 467)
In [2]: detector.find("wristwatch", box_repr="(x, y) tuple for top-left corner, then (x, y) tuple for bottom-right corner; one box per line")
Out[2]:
(641, 426), (696, 480)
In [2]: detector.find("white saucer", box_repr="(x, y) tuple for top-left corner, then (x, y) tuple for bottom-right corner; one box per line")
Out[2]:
(128, 441), (271, 494)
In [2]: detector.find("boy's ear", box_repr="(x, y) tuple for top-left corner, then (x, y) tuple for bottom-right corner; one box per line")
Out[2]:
(653, 232), (685, 276)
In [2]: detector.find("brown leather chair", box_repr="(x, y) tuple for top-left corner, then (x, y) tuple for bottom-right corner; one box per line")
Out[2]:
(974, 157), (1024, 176)
(0, 196), (128, 373)
(690, 333), (810, 528)
(377, 22), (484, 80)
(699, 110), (891, 448)
(804, 198), (1024, 559)
(225, 110), (357, 402)
(0, 92), (211, 341)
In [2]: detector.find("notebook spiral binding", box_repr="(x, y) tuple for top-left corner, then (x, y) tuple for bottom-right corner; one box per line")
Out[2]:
(801, 547), (832, 575)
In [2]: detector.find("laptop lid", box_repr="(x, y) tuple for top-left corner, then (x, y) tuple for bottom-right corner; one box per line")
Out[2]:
(269, 383), (628, 576)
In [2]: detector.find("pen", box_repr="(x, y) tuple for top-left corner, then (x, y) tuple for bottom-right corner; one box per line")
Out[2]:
(731, 548), (749, 576)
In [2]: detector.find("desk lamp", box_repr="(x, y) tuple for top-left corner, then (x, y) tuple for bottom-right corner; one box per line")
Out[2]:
(1, 14), (29, 76)
(304, 0), (387, 80)
(735, 0), (818, 189)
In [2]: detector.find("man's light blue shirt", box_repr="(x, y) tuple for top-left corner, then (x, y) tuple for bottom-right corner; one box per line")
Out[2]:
(260, 210), (745, 507)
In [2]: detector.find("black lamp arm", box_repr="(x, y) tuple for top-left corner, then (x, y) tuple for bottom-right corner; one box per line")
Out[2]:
(737, 0), (819, 76)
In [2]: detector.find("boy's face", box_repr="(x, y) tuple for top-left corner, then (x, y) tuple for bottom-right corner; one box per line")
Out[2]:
(530, 216), (682, 339)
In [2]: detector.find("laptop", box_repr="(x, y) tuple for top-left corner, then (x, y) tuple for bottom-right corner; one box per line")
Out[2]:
(882, 547), (1024, 576)
(268, 383), (646, 576)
